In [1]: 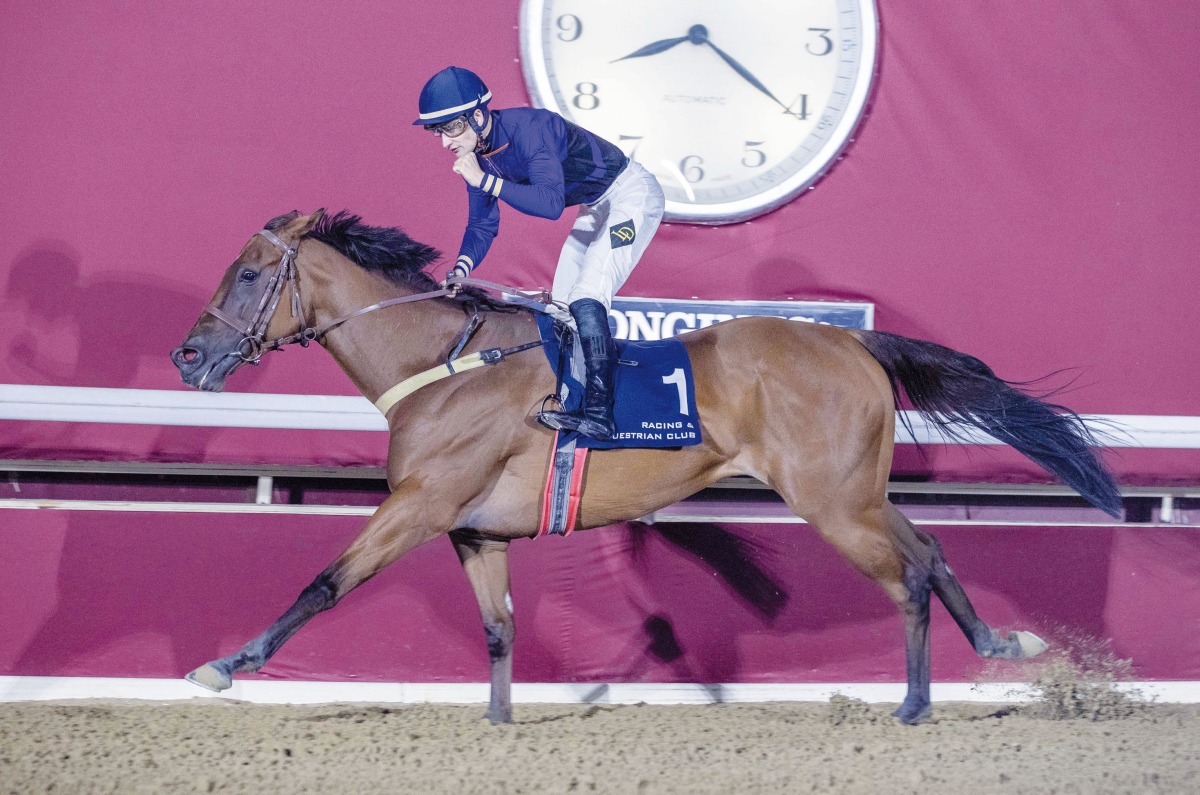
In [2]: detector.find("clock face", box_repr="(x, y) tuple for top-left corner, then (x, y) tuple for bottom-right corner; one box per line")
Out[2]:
(520, 0), (878, 224)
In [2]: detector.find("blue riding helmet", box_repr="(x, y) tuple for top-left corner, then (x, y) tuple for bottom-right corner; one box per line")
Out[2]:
(413, 66), (493, 128)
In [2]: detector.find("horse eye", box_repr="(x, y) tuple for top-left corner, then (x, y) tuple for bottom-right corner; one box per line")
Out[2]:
(238, 269), (259, 284)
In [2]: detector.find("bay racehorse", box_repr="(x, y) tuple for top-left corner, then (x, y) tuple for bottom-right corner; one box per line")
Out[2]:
(171, 210), (1121, 724)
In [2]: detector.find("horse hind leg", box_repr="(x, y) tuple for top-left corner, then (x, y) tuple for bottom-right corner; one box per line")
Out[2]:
(884, 502), (1049, 661)
(801, 501), (1046, 724)
(800, 503), (936, 724)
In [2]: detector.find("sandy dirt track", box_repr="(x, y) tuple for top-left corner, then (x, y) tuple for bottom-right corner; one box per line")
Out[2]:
(2, 699), (1198, 794)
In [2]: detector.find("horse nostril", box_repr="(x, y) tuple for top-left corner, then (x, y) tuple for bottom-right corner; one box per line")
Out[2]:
(171, 346), (203, 369)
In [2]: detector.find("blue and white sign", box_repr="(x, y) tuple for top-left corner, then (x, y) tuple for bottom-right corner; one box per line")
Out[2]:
(609, 297), (874, 341)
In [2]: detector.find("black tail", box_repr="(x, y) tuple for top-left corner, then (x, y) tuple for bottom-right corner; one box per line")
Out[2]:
(854, 330), (1122, 517)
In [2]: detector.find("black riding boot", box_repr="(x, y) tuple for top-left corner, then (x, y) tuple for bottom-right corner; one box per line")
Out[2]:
(538, 298), (617, 440)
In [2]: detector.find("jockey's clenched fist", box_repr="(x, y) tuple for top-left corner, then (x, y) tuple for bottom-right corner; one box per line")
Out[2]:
(452, 152), (485, 189)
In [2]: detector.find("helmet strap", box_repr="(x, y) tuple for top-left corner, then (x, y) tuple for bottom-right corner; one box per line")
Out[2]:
(469, 107), (491, 152)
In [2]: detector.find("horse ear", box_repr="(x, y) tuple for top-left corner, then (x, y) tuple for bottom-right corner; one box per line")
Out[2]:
(296, 208), (325, 236)
(264, 210), (300, 231)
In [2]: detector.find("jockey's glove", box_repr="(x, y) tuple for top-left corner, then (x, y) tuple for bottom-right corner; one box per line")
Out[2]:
(446, 259), (472, 285)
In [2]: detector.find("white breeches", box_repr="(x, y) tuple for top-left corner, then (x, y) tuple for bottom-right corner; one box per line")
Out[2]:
(550, 159), (665, 311)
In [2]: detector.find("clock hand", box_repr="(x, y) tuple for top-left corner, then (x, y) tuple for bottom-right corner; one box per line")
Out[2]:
(611, 23), (725, 63)
(612, 35), (690, 63)
(613, 24), (789, 113)
(702, 39), (788, 111)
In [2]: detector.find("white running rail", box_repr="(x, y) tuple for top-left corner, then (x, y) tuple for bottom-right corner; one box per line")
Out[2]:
(2, 384), (1199, 447)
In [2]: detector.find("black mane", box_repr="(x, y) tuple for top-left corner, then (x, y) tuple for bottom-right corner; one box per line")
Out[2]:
(278, 211), (520, 312)
(306, 211), (442, 290)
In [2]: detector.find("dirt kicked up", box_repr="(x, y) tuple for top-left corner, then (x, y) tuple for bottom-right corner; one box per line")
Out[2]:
(2, 698), (1197, 794)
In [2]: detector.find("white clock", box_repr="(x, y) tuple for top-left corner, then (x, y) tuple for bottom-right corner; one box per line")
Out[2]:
(519, 0), (878, 224)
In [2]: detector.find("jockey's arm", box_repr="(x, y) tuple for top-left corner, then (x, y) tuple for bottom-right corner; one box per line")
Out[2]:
(453, 188), (500, 276)
(488, 144), (567, 220)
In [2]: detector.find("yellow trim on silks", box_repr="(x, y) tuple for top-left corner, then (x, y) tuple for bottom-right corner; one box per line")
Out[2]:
(490, 177), (504, 197)
(374, 352), (489, 417)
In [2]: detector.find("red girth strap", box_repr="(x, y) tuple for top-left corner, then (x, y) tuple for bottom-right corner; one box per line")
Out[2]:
(537, 434), (589, 538)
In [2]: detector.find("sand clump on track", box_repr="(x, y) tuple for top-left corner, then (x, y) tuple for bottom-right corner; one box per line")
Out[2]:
(2, 694), (1198, 794)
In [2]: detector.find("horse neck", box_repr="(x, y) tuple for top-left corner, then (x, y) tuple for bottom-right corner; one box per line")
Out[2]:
(298, 249), (475, 404)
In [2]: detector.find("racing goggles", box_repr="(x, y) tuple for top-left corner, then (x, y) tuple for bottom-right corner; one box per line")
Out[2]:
(425, 116), (470, 138)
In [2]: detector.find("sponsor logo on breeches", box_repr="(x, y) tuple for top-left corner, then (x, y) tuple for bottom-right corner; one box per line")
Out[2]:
(609, 220), (636, 249)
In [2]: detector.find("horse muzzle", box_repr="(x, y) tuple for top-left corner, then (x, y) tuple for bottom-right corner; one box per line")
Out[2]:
(171, 342), (241, 392)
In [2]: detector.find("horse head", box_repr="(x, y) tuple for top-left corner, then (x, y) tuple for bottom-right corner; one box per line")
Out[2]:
(171, 210), (325, 391)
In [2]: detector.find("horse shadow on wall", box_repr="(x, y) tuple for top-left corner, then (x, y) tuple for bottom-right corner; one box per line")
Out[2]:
(578, 520), (1118, 684)
(4, 242), (278, 681)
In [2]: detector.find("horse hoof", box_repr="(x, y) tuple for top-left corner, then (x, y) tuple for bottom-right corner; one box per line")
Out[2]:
(186, 663), (232, 692)
(1012, 630), (1049, 658)
(891, 702), (932, 725)
(484, 708), (513, 725)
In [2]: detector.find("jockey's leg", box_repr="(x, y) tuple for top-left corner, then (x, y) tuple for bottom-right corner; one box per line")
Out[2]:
(539, 162), (664, 440)
(539, 298), (618, 439)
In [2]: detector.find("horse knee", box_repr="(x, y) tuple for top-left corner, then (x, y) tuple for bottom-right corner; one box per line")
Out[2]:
(298, 571), (339, 611)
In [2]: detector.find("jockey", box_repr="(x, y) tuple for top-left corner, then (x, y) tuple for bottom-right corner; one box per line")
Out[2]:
(414, 65), (666, 441)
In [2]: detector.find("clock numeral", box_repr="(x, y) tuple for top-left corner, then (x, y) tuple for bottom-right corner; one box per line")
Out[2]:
(784, 94), (810, 121)
(555, 14), (582, 42)
(742, 141), (767, 168)
(806, 28), (834, 56)
(679, 155), (705, 184)
(618, 135), (644, 159)
(572, 82), (600, 110)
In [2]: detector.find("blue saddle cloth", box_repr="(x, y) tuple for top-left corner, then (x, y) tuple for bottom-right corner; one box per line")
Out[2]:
(536, 314), (702, 450)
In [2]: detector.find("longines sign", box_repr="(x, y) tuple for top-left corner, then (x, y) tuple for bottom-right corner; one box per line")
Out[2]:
(609, 297), (874, 341)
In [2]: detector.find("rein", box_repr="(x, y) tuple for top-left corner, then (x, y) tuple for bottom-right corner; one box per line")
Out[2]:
(202, 227), (550, 415)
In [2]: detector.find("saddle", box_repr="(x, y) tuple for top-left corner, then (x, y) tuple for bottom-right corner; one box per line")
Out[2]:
(535, 313), (702, 537)
(536, 314), (701, 450)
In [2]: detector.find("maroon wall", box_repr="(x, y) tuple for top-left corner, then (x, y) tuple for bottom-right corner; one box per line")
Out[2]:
(2, 1), (1198, 473)
(2, 3), (1198, 687)
(3, 511), (1198, 683)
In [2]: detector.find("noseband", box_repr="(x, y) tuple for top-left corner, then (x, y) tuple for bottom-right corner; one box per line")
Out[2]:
(201, 228), (451, 364)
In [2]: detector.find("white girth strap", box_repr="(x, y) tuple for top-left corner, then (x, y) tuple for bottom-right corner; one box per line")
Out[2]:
(373, 352), (490, 417)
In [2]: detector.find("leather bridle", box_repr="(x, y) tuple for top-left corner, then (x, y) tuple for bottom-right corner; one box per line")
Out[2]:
(201, 228), (451, 365)
(197, 226), (561, 414)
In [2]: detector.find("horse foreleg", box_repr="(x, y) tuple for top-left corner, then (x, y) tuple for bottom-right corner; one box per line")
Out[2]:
(450, 529), (515, 724)
(186, 484), (450, 693)
(186, 566), (338, 691)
